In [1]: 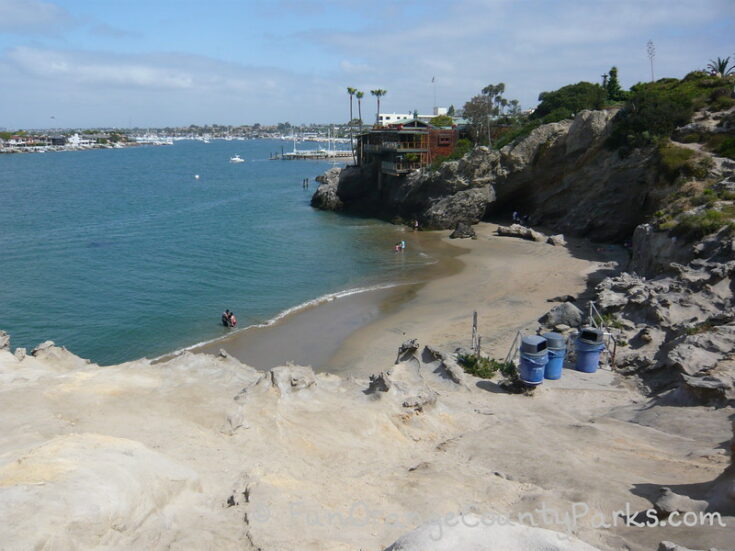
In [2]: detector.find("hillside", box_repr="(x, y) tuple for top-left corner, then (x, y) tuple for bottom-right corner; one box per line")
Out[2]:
(312, 73), (735, 247)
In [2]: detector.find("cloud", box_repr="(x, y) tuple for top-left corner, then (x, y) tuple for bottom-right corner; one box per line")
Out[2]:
(0, 0), (75, 34)
(308, 0), (734, 112)
(0, 45), (341, 127)
(89, 23), (141, 40)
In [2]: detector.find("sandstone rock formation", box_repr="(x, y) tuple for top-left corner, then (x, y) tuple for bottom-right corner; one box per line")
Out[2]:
(382, 514), (602, 551)
(312, 109), (673, 240)
(1, 337), (732, 549)
(449, 221), (477, 239)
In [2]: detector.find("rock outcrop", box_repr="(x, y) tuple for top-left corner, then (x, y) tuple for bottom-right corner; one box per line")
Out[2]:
(592, 255), (735, 399)
(449, 221), (477, 239)
(496, 224), (566, 246)
(311, 166), (344, 211)
(382, 514), (602, 551)
(312, 109), (673, 241)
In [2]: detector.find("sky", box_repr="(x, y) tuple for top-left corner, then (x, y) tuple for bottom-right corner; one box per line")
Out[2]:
(0, 0), (733, 129)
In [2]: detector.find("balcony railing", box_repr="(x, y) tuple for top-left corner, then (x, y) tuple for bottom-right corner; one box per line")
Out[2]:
(381, 161), (423, 174)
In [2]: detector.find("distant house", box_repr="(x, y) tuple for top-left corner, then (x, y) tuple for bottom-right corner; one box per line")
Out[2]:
(357, 118), (460, 176)
(67, 133), (95, 147)
(49, 135), (67, 146)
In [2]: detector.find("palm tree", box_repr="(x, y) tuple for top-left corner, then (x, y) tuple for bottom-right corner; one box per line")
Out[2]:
(371, 89), (387, 126)
(347, 87), (357, 159)
(707, 56), (734, 76)
(356, 90), (364, 133)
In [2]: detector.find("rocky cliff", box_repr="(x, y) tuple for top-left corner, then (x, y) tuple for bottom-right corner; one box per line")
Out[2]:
(312, 109), (678, 242)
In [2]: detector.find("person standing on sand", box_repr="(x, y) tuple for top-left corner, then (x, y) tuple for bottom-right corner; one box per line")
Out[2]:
(413, 219), (419, 231)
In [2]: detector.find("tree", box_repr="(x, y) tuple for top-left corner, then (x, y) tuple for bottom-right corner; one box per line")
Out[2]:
(347, 87), (357, 159)
(532, 82), (607, 122)
(356, 90), (364, 133)
(462, 82), (510, 145)
(370, 89), (387, 125)
(447, 105), (455, 116)
(429, 115), (453, 127)
(606, 66), (626, 101)
(707, 56), (734, 76)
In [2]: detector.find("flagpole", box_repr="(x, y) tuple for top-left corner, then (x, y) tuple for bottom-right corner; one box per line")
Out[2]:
(432, 76), (437, 113)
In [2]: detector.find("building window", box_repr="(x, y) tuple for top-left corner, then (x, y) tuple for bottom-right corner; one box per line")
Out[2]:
(438, 135), (451, 146)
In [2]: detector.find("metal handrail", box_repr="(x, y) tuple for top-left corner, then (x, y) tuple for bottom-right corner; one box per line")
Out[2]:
(504, 330), (522, 366)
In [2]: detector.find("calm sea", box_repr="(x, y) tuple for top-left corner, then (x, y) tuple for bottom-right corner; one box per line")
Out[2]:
(0, 140), (429, 364)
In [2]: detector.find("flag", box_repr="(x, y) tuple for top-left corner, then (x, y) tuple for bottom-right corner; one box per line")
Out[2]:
(431, 76), (435, 83)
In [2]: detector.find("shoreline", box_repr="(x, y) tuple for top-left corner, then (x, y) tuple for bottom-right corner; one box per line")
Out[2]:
(186, 228), (466, 369)
(187, 221), (627, 378)
(2, 222), (732, 551)
(325, 222), (628, 377)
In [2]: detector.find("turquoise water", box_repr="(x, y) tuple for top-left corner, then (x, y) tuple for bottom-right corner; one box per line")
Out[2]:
(0, 140), (428, 364)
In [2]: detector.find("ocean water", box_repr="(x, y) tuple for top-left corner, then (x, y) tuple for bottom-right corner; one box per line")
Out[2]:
(0, 140), (429, 365)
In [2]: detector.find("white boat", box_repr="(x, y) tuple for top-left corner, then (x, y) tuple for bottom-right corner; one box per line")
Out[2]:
(229, 154), (245, 163)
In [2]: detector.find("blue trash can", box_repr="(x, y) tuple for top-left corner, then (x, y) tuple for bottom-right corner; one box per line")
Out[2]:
(542, 332), (566, 380)
(575, 328), (605, 373)
(519, 335), (548, 385)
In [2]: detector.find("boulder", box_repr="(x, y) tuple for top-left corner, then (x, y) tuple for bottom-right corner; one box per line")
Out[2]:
(0, 330), (9, 350)
(664, 326), (735, 376)
(310, 167), (344, 211)
(382, 513), (602, 551)
(422, 187), (492, 229)
(547, 295), (576, 303)
(449, 222), (476, 239)
(423, 345), (467, 386)
(14, 347), (26, 361)
(546, 234), (566, 246)
(654, 487), (707, 516)
(269, 365), (317, 395)
(395, 338), (420, 364)
(539, 302), (584, 328)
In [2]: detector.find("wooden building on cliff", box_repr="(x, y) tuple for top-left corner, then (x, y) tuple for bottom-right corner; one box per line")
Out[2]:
(356, 119), (462, 176)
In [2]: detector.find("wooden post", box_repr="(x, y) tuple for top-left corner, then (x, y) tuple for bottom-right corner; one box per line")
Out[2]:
(471, 311), (478, 355)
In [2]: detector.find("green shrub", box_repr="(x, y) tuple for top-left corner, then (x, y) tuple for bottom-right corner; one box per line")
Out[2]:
(452, 138), (472, 159)
(599, 312), (626, 329)
(494, 120), (542, 149)
(608, 87), (694, 150)
(458, 354), (516, 379)
(532, 82), (607, 121)
(658, 142), (696, 180)
(680, 133), (702, 143)
(710, 96), (735, 111)
(673, 206), (735, 239)
(715, 136), (735, 160)
(429, 115), (454, 127)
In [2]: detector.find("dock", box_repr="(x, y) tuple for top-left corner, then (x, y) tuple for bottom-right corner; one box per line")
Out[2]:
(272, 149), (354, 161)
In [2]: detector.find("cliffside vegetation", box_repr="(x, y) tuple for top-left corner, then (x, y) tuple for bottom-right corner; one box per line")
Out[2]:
(457, 65), (735, 242)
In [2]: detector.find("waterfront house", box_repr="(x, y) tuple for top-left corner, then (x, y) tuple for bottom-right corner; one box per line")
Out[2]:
(356, 118), (460, 176)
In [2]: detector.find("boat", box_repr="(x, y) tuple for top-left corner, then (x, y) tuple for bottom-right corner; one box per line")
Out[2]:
(229, 155), (245, 163)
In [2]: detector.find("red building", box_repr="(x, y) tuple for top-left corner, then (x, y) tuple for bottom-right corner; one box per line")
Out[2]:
(357, 119), (459, 176)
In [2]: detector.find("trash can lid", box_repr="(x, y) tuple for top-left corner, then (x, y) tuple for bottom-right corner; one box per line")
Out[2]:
(520, 335), (548, 354)
(578, 327), (604, 344)
(542, 332), (566, 349)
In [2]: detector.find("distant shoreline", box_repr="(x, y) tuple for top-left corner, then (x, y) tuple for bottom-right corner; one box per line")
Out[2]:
(0, 142), (159, 155)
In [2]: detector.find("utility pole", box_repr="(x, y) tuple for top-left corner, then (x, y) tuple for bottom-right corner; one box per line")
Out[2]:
(647, 40), (656, 82)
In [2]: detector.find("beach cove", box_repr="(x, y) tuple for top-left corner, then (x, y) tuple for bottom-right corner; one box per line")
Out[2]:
(2, 222), (732, 550)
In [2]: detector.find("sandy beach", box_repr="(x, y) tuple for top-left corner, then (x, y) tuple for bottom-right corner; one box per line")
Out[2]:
(1, 224), (732, 551)
(195, 222), (625, 378)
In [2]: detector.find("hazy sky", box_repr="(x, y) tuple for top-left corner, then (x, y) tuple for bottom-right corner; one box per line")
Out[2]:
(0, 0), (733, 129)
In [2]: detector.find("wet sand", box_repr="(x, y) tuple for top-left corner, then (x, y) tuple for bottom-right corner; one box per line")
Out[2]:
(193, 222), (625, 377)
(192, 230), (465, 369)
